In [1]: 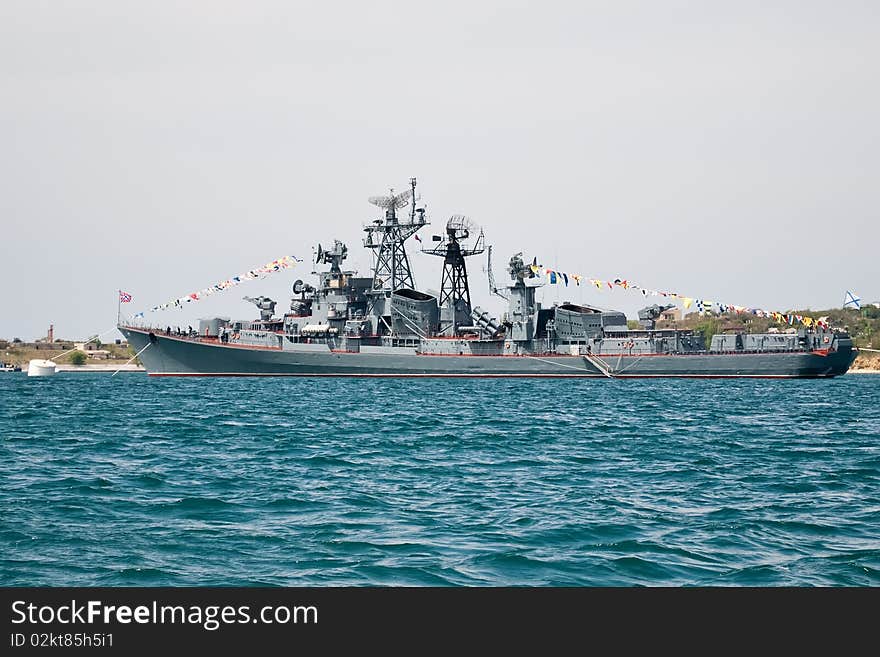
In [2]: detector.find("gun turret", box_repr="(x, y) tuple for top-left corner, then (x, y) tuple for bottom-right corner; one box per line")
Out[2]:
(243, 295), (277, 322)
(637, 304), (675, 330)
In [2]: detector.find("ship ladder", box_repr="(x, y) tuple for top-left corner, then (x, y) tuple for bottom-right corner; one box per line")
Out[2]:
(583, 352), (616, 378)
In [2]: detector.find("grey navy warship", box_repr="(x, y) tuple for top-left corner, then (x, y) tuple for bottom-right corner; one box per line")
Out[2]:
(119, 179), (857, 378)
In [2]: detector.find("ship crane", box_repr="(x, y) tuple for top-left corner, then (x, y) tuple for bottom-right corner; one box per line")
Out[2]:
(485, 245), (509, 301)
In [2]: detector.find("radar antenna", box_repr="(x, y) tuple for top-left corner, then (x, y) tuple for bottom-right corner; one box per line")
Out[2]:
(368, 188), (412, 211)
(422, 214), (485, 334)
(315, 239), (348, 274)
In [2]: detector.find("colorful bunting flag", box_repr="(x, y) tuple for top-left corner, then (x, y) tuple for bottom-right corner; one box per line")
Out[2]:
(529, 258), (831, 331)
(140, 255), (300, 314)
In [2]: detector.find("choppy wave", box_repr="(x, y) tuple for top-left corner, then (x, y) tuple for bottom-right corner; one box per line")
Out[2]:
(1, 374), (878, 586)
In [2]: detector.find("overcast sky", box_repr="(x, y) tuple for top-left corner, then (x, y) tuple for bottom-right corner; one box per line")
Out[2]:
(2, 1), (878, 340)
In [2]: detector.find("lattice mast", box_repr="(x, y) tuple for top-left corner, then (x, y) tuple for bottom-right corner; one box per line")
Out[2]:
(363, 178), (427, 294)
(422, 215), (485, 334)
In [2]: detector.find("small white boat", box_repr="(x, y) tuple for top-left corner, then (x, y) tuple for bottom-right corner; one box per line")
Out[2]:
(27, 359), (58, 377)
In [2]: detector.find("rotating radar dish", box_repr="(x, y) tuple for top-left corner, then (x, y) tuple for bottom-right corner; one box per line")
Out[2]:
(446, 215), (478, 242)
(368, 187), (412, 210)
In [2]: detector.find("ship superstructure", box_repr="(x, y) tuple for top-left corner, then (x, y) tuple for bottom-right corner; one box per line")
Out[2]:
(119, 179), (857, 377)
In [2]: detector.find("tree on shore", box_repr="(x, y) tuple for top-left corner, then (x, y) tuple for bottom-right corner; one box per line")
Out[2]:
(69, 351), (87, 365)
(695, 316), (722, 348)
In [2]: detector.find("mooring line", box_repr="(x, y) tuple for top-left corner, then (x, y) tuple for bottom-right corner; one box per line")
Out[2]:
(112, 342), (151, 376)
(525, 355), (593, 373)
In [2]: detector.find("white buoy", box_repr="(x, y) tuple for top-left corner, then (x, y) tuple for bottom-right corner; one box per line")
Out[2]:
(27, 359), (58, 377)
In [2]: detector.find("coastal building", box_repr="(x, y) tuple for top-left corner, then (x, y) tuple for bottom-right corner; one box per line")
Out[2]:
(74, 342), (104, 351)
(30, 341), (73, 350)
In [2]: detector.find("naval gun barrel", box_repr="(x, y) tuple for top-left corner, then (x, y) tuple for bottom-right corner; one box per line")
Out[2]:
(637, 303), (675, 330)
(243, 295), (277, 322)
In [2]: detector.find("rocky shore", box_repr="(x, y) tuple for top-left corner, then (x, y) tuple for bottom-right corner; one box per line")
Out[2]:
(850, 351), (880, 373)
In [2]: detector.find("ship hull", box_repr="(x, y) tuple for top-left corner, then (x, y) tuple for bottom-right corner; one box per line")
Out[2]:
(120, 328), (857, 378)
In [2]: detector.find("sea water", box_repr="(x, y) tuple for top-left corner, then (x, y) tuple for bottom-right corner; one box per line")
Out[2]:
(1, 374), (878, 586)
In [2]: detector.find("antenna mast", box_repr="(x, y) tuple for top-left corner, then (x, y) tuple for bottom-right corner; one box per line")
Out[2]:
(364, 180), (427, 293)
(363, 179), (428, 331)
(422, 215), (485, 334)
